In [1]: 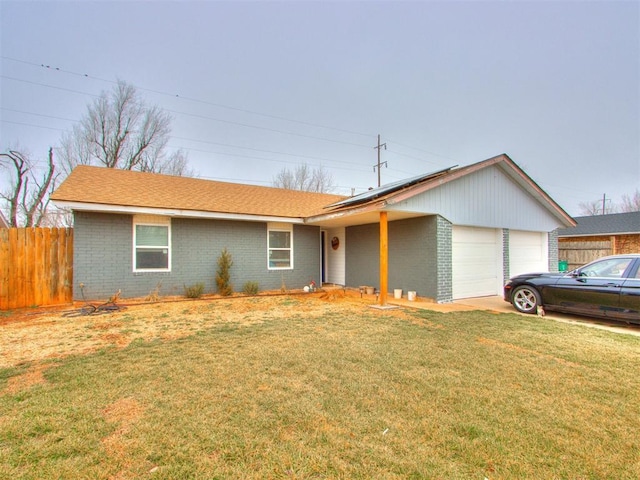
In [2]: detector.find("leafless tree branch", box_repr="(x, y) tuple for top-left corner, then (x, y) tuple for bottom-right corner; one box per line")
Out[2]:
(273, 164), (335, 193)
(59, 80), (191, 176)
(0, 148), (58, 227)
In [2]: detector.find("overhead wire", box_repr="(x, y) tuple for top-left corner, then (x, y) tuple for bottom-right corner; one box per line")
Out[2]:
(1, 56), (373, 137)
(170, 135), (367, 169)
(2, 55), (466, 188)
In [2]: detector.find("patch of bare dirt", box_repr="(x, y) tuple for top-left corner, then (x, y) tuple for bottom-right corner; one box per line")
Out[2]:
(1, 289), (402, 369)
(4, 363), (56, 394)
(102, 397), (146, 479)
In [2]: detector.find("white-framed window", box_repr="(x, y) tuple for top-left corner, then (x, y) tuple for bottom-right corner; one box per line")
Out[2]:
(268, 223), (293, 270)
(133, 215), (171, 272)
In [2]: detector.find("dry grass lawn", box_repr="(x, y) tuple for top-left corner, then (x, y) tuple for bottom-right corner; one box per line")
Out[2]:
(1, 291), (639, 479)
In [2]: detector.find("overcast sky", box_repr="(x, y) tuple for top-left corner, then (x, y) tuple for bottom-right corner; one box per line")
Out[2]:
(1, 0), (638, 216)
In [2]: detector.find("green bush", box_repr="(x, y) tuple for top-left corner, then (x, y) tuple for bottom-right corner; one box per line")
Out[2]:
(242, 281), (259, 295)
(184, 283), (205, 299)
(216, 248), (233, 296)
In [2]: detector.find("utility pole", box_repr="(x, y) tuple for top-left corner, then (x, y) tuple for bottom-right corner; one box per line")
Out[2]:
(373, 134), (387, 187)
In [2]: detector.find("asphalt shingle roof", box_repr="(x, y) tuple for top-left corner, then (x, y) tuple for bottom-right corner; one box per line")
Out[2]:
(557, 212), (640, 236)
(51, 166), (347, 219)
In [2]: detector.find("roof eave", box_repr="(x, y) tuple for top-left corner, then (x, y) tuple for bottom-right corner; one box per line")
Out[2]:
(52, 200), (305, 224)
(383, 154), (576, 228)
(558, 231), (640, 237)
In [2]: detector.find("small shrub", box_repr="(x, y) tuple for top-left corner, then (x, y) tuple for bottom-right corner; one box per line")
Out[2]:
(243, 281), (259, 295)
(145, 282), (162, 302)
(216, 248), (233, 296)
(184, 283), (205, 299)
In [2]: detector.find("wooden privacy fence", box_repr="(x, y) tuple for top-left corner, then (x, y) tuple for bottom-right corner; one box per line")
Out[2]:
(559, 235), (640, 271)
(558, 239), (612, 271)
(0, 228), (73, 310)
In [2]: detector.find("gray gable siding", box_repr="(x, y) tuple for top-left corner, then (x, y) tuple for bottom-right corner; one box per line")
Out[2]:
(73, 211), (320, 300)
(346, 216), (440, 299)
(386, 165), (562, 232)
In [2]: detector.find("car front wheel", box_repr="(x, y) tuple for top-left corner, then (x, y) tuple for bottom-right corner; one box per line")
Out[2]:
(511, 285), (541, 314)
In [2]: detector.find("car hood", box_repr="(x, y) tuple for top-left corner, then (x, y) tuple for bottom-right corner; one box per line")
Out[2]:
(508, 272), (566, 282)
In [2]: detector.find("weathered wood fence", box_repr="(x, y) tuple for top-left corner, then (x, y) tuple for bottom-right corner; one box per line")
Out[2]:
(558, 239), (611, 271)
(0, 228), (73, 310)
(558, 235), (640, 271)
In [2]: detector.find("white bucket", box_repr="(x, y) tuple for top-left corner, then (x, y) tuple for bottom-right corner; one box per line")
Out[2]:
(407, 291), (417, 301)
(394, 289), (402, 299)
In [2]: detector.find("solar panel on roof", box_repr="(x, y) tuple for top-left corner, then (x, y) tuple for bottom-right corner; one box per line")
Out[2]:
(325, 166), (456, 210)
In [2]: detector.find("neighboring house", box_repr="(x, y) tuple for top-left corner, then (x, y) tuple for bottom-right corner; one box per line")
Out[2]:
(0, 211), (8, 228)
(50, 153), (575, 302)
(557, 212), (640, 270)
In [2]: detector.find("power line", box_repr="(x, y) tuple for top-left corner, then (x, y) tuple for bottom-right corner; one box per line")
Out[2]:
(0, 75), (99, 99)
(167, 144), (367, 174)
(1, 56), (374, 138)
(385, 137), (462, 164)
(2, 56), (465, 168)
(2, 56), (468, 183)
(167, 108), (372, 148)
(2, 74), (373, 149)
(171, 135), (367, 169)
(0, 119), (67, 133)
(1, 107), (77, 124)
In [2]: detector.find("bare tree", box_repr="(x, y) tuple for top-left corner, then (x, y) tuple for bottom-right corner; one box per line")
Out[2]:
(620, 189), (640, 212)
(273, 164), (335, 193)
(60, 80), (192, 176)
(579, 190), (640, 215)
(578, 199), (612, 216)
(0, 148), (58, 227)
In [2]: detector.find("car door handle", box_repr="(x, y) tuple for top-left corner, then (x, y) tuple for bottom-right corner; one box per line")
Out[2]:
(605, 282), (622, 287)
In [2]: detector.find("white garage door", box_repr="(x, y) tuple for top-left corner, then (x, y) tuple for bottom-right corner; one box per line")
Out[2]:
(509, 230), (548, 277)
(452, 226), (502, 299)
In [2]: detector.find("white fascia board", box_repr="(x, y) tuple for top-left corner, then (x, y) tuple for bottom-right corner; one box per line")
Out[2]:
(559, 231), (640, 238)
(305, 200), (386, 224)
(52, 200), (305, 224)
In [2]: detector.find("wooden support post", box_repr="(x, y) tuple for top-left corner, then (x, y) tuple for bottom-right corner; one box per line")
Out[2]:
(379, 211), (388, 306)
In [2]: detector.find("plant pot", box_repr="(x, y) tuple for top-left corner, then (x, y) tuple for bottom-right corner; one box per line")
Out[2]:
(408, 291), (417, 301)
(394, 289), (402, 299)
(365, 286), (375, 295)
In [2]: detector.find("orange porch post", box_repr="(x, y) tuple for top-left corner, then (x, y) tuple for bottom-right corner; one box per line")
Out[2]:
(379, 211), (388, 306)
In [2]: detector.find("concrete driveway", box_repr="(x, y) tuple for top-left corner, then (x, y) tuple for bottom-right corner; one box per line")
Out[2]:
(390, 295), (640, 337)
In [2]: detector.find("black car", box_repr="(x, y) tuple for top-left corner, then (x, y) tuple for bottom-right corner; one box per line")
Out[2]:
(504, 254), (640, 324)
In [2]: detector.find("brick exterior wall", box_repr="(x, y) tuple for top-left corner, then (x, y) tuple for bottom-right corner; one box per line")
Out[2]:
(73, 212), (319, 300)
(548, 229), (559, 272)
(345, 216), (440, 299)
(502, 229), (510, 283)
(435, 216), (452, 302)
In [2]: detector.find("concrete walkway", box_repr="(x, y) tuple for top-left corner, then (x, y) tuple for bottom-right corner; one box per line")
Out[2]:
(388, 294), (640, 337)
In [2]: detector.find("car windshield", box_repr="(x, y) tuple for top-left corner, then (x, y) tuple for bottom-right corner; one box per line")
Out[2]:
(578, 258), (632, 278)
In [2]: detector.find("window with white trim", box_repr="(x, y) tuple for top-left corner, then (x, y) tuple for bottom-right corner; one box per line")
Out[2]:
(133, 216), (171, 272)
(268, 223), (293, 270)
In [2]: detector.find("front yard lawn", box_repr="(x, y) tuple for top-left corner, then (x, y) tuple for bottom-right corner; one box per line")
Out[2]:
(1, 294), (639, 479)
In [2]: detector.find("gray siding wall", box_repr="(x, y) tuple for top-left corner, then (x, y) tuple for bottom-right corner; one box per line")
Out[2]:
(387, 165), (565, 231)
(345, 216), (440, 299)
(73, 211), (320, 300)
